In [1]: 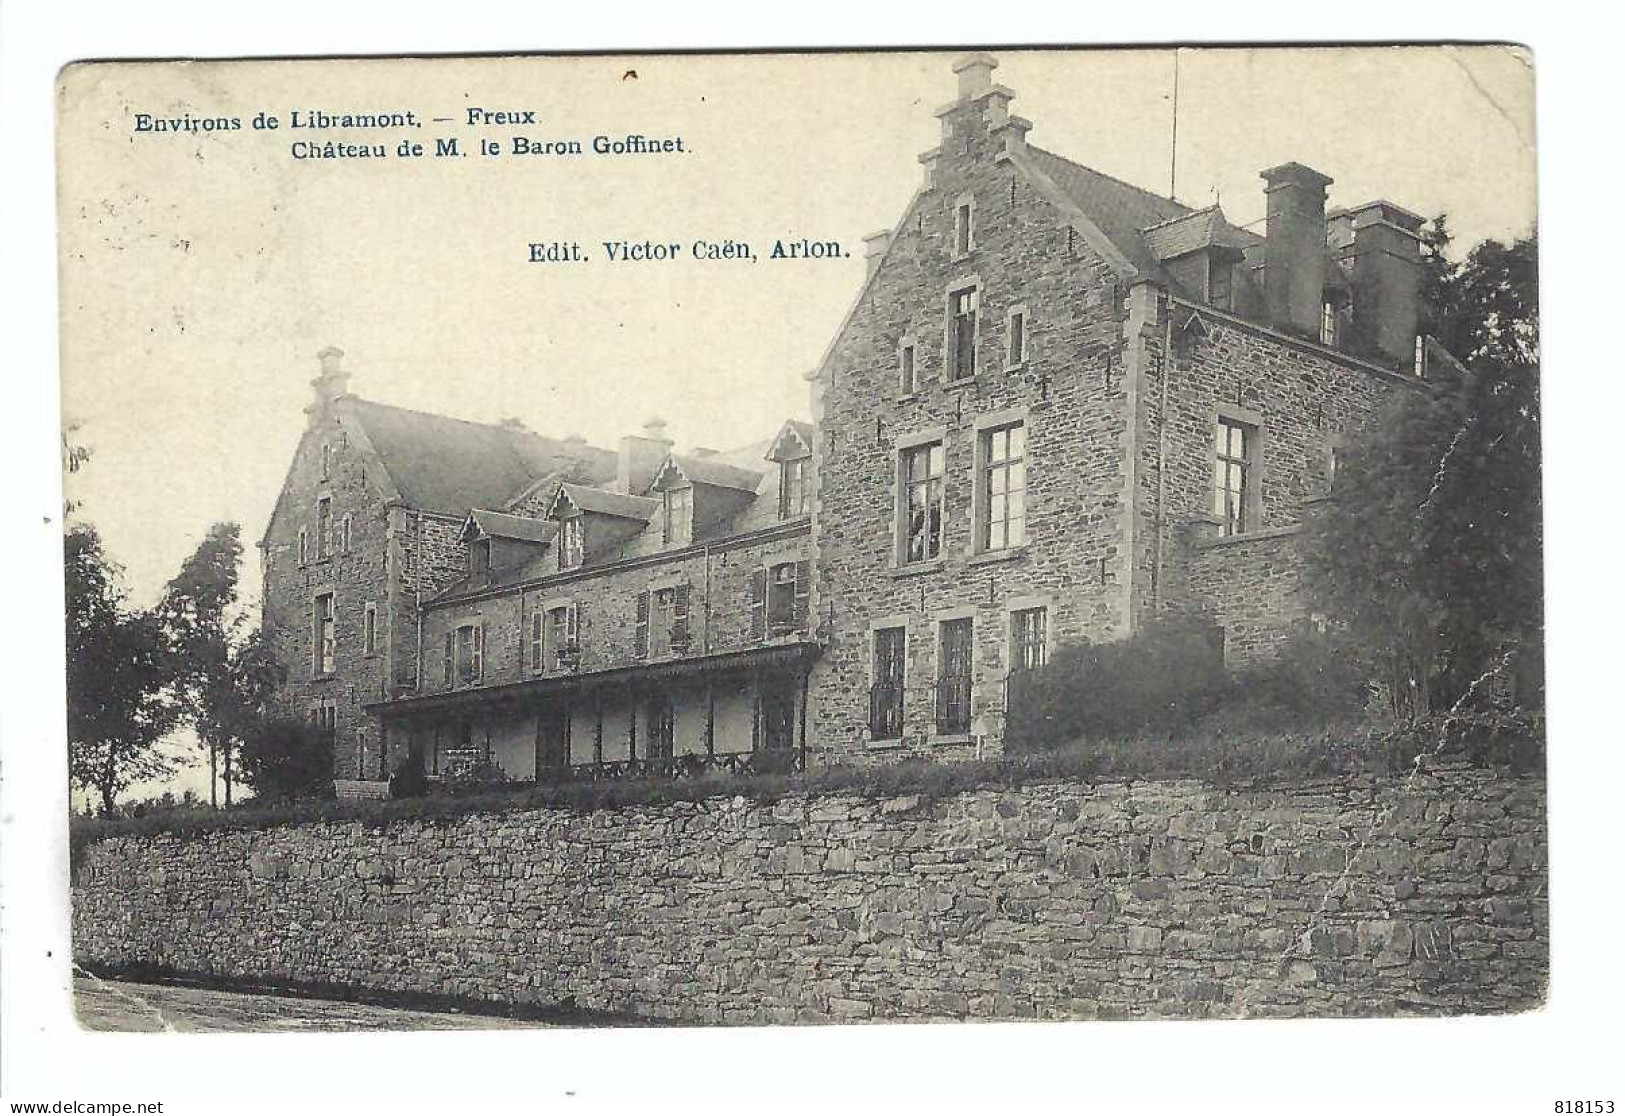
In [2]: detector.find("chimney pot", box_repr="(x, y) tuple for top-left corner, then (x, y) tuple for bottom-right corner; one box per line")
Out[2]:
(1260, 162), (1335, 338)
(953, 52), (999, 100)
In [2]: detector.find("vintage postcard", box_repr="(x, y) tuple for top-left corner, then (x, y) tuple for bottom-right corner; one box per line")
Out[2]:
(56, 46), (1541, 1033)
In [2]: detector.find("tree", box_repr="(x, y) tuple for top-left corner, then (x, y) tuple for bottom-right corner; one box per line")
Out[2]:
(65, 525), (179, 816)
(236, 716), (333, 802)
(158, 522), (249, 805)
(1303, 233), (1540, 716)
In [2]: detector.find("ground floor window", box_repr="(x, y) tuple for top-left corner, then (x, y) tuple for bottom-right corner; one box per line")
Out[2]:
(645, 693), (675, 759)
(936, 617), (974, 735)
(869, 626), (906, 740)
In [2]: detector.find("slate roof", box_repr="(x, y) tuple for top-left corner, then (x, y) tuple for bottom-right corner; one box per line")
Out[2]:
(552, 482), (659, 521)
(465, 508), (558, 544)
(1142, 205), (1253, 261)
(340, 398), (614, 517)
(659, 453), (766, 493)
(1025, 147), (1267, 284)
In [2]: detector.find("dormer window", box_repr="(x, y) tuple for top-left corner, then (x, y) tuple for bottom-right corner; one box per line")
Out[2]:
(779, 457), (809, 520)
(662, 485), (692, 547)
(1210, 264), (1233, 311)
(559, 516), (584, 571)
(469, 536), (491, 576)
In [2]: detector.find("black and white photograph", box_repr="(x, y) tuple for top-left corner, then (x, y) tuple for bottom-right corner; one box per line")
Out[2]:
(5, 11), (1612, 1110)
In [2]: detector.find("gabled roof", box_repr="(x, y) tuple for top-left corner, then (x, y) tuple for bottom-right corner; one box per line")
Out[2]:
(339, 398), (613, 517)
(1142, 205), (1251, 261)
(653, 453), (765, 494)
(548, 482), (659, 522)
(1023, 146), (1194, 278)
(766, 419), (816, 462)
(463, 508), (558, 544)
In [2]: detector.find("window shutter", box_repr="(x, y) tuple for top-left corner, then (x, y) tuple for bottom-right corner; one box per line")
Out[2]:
(566, 603), (580, 643)
(749, 568), (767, 640)
(473, 624), (485, 679)
(634, 590), (650, 659)
(792, 560), (811, 631)
(443, 631), (454, 687)
(672, 583), (691, 646)
(530, 612), (543, 671)
(751, 691), (762, 752)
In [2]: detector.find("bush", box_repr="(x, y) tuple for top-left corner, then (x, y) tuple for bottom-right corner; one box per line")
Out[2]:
(1007, 616), (1229, 752)
(438, 758), (510, 797)
(389, 744), (430, 799)
(1230, 628), (1374, 725)
(236, 716), (333, 802)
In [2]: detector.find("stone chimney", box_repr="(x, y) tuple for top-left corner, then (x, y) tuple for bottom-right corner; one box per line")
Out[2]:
(862, 230), (891, 279)
(1261, 162), (1335, 338)
(1328, 200), (1424, 364)
(617, 416), (675, 495)
(953, 52), (998, 99)
(306, 346), (352, 430)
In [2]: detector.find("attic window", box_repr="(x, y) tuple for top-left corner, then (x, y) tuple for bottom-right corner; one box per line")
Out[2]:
(663, 486), (692, 547)
(1210, 265), (1233, 311)
(559, 516), (584, 571)
(469, 537), (491, 576)
(780, 457), (809, 520)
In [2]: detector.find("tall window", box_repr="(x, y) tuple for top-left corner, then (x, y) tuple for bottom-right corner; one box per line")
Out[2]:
(645, 694), (675, 760)
(953, 199), (973, 256)
(1010, 607), (1047, 672)
(779, 457), (809, 519)
(663, 486), (692, 546)
(529, 610), (544, 672)
(1320, 301), (1338, 346)
(1006, 308), (1026, 367)
(980, 423), (1027, 551)
(320, 443), (332, 481)
(453, 623), (484, 686)
(341, 514), (353, 554)
(1214, 417), (1256, 536)
(297, 527), (308, 566)
(948, 287), (979, 381)
(1413, 334), (1426, 377)
(767, 563), (798, 632)
(559, 516), (584, 571)
(902, 441), (945, 564)
(650, 587), (677, 658)
(870, 626), (906, 740)
(469, 537), (491, 575)
(899, 342), (917, 395)
(936, 618), (974, 736)
(1210, 264), (1233, 310)
(363, 601), (378, 657)
(313, 593), (335, 675)
(547, 604), (578, 668)
(316, 497), (332, 559)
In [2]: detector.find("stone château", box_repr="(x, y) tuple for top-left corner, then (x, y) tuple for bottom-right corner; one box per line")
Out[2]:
(258, 53), (1458, 794)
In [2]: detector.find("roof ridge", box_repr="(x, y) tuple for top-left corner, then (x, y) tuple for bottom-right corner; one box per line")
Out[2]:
(344, 395), (600, 450)
(1140, 204), (1221, 234)
(1029, 144), (1192, 217)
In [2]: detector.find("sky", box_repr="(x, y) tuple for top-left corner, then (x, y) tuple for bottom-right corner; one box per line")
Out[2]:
(55, 46), (1535, 800)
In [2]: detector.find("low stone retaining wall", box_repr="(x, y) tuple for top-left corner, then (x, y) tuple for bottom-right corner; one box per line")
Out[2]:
(72, 760), (1547, 1023)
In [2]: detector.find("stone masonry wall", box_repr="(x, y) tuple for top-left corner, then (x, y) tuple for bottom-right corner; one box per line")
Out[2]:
(261, 415), (393, 782)
(1187, 526), (1309, 668)
(73, 762), (1546, 1023)
(810, 91), (1133, 768)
